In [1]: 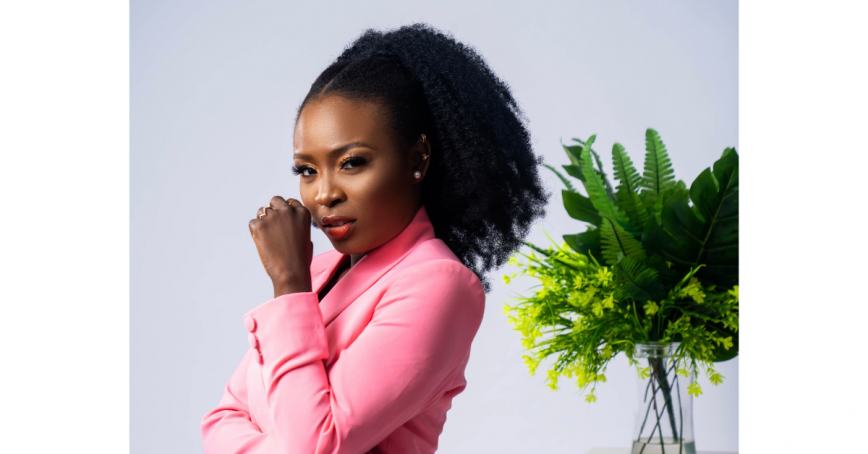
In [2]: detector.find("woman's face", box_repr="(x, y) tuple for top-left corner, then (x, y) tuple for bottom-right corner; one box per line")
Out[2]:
(293, 94), (428, 256)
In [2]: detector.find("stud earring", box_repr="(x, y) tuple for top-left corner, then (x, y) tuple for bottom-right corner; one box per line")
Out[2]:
(414, 171), (422, 179)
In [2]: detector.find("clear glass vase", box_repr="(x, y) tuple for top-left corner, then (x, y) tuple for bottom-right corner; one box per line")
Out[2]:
(632, 342), (695, 454)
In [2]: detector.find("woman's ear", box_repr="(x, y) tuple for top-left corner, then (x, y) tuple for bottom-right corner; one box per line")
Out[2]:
(411, 135), (431, 182)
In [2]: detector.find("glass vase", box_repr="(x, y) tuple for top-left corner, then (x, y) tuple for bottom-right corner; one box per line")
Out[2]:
(631, 342), (695, 454)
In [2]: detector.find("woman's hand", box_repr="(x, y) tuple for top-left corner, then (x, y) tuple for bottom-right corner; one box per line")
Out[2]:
(249, 196), (314, 297)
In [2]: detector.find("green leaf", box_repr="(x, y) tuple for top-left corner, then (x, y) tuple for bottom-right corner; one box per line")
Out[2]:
(561, 142), (585, 181)
(661, 192), (706, 247)
(711, 326), (739, 362)
(612, 256), (665, 303)
(522, 241), (550, 257)
(611, 142), (650, 229)
(640, 128), (676, 205)
(562, 190), (602, 226)
(563, 164), (584, 181)
(642, 215), (696, 266)
(564, 227), (602, 260)
(648, 180), (688, 224)
(600, 216), (646, 265)
(561, 142), (586, 183)
(639, 253), (682, 290)
(562, 142), (583, 167)
(579, 135), (630, 227)
(573, 137), (616, 201)
(544, 164), (576, 192)
(642, 152), (739, 287)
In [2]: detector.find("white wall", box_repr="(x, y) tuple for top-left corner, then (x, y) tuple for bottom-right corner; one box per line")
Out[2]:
(131, 1), (738, 452)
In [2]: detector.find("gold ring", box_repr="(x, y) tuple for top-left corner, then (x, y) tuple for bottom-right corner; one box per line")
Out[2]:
(258, 206), (273, 218)
(287, 198), (296, 207)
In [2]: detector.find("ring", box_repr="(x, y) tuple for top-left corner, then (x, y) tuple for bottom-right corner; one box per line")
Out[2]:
(258, 206), (273, 218)
(287, 198), (296, 207)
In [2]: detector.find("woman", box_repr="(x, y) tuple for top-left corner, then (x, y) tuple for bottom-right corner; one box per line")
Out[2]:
(201, 23), (549, 454)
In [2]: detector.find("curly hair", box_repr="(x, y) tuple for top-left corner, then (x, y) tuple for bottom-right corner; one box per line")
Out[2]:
(296, 23), (550, 292)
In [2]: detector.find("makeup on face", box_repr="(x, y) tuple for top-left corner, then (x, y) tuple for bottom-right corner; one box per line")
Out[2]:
(292, 95), (423, 256)
(322, 216), (357, 240)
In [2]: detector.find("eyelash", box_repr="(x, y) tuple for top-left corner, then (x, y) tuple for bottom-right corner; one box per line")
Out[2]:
(291, 156), (366, 177)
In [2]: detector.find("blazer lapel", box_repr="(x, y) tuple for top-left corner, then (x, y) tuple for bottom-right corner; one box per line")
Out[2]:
(310, 249), (346, 297)
(315, 204), (436, 327)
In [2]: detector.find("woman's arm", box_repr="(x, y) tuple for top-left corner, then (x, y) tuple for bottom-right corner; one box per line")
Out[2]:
(247, 259), (484, 454)
(201, 349), (280, 453)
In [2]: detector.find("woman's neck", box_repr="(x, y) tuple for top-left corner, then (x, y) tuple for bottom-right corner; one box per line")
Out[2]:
(349, 252), (367, 267)
(334, 252), (366, 283)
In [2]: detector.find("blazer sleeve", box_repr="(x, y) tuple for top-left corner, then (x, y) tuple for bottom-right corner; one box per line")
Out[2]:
(205, 258), (485, 454)
(201, 349), (280, 453)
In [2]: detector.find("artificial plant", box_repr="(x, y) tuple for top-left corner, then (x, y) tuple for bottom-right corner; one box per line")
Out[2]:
(502, 128), (738, 444)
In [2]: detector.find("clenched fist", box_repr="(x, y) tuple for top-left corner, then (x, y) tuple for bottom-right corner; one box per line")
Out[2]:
(249, 196), (314, 298)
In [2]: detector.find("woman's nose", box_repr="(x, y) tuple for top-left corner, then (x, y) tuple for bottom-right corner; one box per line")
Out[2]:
(313, 173), (345, 208)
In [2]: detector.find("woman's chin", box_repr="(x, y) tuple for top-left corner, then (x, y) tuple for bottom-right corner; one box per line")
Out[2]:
(330, 238), (365, 256)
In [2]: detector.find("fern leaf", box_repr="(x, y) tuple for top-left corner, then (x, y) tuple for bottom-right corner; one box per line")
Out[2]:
(600, 216), (646, 266)
(612, 142), (649, 229)
(612, 256), (665, 302)
(573, 137), (615, 200)
(579, 135), (630, 227)
(543, 163), (576, 192)
(641, 128), (676, 203)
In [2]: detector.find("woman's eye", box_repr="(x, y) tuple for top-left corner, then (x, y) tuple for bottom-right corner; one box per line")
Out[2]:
(341, 157), (366, 170)
(291, 165), (315, 177)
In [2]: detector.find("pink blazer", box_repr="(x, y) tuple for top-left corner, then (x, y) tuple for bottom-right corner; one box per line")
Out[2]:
(201, 204), (486, 454)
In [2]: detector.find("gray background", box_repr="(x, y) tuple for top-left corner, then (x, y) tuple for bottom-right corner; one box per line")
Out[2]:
(131, 1), (737, 452)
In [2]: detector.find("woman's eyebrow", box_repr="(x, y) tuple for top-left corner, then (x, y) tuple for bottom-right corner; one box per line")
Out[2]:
(293, 141), (375, 160)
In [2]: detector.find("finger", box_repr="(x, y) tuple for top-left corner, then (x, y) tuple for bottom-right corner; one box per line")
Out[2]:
(248, 218), (260, 234)
(270, 195), (287, 209)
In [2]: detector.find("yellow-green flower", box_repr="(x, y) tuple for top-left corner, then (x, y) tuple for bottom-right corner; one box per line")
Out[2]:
(728, 285), (739, 301)
(573, 274), (584, 289)
(546, 369), (560, 391)
(594, 267), (613, 286)
(708, 369), (724, 386)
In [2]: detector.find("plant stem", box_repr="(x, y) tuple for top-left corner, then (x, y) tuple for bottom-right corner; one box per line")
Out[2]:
(637, 378), (654, 441)
(676, 374), (684, 454)
(650, 357), (679, 441)
(640, 374), (668, 454)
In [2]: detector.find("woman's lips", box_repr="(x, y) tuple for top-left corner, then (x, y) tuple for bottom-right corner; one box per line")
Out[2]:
(323, 220), (356, 239)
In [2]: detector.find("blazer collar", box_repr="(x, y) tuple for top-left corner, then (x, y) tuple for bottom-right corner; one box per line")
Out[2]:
(312, 204), (436, 326)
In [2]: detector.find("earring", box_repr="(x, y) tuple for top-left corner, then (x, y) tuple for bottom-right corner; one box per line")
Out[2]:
(421, 134), (426, 142)
(414, 171), (422, 179)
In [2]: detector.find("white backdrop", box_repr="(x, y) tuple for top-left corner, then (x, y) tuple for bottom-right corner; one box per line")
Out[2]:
(131, 1), (738, 452)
